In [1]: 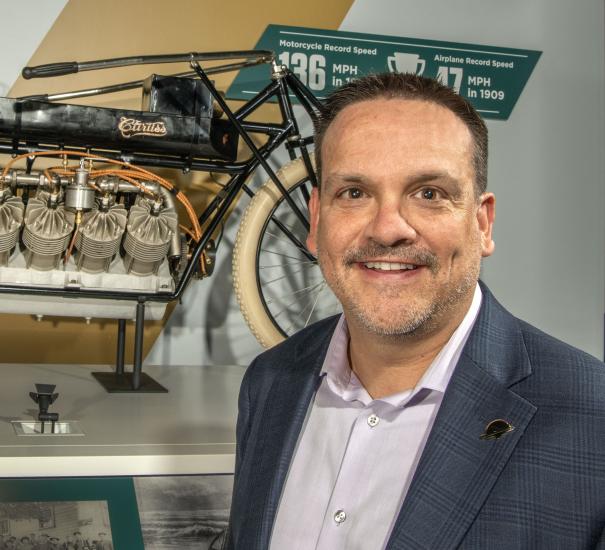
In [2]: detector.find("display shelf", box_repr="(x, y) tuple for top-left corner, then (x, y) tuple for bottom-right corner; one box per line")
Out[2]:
(0, 362), (245, 477)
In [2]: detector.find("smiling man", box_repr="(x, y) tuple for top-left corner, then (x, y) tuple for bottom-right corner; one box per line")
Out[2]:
(227, 73), (605, 550)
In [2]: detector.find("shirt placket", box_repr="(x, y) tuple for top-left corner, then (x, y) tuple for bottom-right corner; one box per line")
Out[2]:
(316, 402), (388, 550)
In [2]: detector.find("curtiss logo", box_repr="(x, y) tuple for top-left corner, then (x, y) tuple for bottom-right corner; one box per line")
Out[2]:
(118, 117), (167, 138)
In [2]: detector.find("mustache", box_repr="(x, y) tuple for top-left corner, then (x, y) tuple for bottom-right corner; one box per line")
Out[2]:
(342, 243), (440, 272)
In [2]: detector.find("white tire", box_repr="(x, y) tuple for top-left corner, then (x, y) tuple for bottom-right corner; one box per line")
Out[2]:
(232, 155), (339, 348)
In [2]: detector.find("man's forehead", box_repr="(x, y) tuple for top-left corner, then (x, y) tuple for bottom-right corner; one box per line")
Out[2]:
(316, 97), (479, 199)
(324, 97), (468, 135)
(323, 98), (472, 163)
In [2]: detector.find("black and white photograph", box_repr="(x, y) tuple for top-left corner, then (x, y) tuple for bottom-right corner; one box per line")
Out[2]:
(0, 501), (113, 549)
(134, 475), (233, 550)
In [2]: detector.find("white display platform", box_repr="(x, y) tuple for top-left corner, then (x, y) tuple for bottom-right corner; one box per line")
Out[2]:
(0, 362), (245, 477)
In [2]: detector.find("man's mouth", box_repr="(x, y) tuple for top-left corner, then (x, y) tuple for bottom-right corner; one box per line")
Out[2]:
(362, 261), (419, 271)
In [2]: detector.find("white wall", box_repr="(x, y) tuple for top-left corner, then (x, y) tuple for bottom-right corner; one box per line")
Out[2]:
(0, 1), (67, 95)
(339, 0), (605, 359)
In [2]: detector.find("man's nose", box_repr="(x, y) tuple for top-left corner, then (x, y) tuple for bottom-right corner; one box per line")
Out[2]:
(364, 199), (417, 246)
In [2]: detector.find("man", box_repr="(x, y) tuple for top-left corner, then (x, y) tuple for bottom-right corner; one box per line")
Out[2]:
(94, 533), (111, 550)
(34, 534), (50, 550)
(71, 532), (85, 550)
(227, 73), (605, 549)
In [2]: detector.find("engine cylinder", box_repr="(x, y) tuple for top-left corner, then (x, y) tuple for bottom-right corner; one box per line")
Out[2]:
(0, 196), (24, 266)
(23, 192), (75, 270)
(123, 203), (178, 276)
(75, 205), (127, 273)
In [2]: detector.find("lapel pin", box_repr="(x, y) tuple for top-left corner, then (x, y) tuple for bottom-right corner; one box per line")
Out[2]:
(480, 419), (514, 440)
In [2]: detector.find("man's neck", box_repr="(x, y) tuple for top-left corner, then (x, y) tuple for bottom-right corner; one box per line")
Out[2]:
(346, 294), (475, 399)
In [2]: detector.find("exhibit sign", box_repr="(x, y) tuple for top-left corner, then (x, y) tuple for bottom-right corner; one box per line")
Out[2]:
(227, 25), (542, 120)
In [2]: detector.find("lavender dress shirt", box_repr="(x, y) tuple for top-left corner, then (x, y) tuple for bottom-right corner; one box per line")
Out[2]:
(269, 284), (482, 550)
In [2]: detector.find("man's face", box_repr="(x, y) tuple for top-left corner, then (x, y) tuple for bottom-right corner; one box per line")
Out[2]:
(307, 98), (495, 337)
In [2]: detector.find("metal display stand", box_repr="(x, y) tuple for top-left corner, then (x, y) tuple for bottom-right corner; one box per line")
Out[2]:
(92, 302), (168, 393)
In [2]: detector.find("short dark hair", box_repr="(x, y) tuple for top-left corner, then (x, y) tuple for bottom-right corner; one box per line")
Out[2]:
(314, 72), (488, 195)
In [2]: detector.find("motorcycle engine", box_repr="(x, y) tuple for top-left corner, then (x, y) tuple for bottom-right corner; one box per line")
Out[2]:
(0, 154), (191, 321)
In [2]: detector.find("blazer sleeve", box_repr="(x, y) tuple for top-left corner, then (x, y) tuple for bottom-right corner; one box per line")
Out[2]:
(234, 358), (253, 477)
(596, 522), (605, 550)
(223, 358), (255, 550)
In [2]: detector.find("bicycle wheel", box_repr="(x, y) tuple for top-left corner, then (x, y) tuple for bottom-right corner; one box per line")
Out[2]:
(232, 156), (341, 348)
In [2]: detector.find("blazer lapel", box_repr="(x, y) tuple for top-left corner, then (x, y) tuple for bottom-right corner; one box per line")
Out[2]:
(243, 320), (335, 548)
(387, 286), (538, 550)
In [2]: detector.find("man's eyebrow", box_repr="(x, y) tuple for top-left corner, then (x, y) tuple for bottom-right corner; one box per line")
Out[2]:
(324, 171), (464, 194)
(322, 173), (368, 191)
(409, 172), (464, 195)
(409, 171), (459, 185)
(324, 173), (367, 185)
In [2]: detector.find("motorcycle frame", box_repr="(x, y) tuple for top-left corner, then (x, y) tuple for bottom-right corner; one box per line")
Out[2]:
(2, 51), (323, 391)
(0, 51), (323, 305)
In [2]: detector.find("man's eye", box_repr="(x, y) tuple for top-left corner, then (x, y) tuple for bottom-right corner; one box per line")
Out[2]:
(341, 188), (364, 199)
(419, 188), (439, 200)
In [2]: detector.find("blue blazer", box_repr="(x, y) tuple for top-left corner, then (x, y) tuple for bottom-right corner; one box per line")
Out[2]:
(227, 285), (605, 549)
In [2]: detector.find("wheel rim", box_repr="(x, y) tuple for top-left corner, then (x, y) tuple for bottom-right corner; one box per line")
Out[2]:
(255, 178), (341, 338)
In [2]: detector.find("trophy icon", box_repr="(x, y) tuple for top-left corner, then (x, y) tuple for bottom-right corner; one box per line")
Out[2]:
(387, 52), (426, 75)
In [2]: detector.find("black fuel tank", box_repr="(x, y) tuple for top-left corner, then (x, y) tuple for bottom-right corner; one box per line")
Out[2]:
(0, 93), (238, 161)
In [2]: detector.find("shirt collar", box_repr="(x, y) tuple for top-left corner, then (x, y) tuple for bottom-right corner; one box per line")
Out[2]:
(320, 283), (483, 407)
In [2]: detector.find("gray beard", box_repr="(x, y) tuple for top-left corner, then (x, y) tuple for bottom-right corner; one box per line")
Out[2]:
(318, 241), (480, 340)
(343, 267), (477, 339)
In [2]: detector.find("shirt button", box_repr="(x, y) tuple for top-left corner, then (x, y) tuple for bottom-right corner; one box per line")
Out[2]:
(367, 414), (380, 427)
(334, 509), (346, 524)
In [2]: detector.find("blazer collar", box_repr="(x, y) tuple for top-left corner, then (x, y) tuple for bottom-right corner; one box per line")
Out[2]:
(463, 280), (533, 388)
(386, 283), (537, 549)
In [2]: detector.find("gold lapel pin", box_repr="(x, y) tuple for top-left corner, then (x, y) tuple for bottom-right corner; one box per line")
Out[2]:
(480, 419), (514, 440)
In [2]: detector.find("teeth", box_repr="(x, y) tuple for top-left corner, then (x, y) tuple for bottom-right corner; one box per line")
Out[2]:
(364, 262), (417, 271)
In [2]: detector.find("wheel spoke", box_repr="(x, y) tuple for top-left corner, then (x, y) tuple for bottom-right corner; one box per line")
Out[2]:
(264, 229), (309, 252)
(262, 266), (310, 285)
(304, 281), (327, 327)
(264, 279), (326, 305)
(259, 259), (316, 269)
(281, 283), (326, 334)
(272, 286), (318, 322)
(260, 248), (310, 262)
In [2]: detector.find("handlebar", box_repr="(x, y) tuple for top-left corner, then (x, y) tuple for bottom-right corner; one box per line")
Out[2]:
(22, 61), (79, 79)
(22, 50), (275, 79)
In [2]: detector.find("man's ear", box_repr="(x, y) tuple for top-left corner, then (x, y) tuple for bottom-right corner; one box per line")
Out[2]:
(477, 192), (496, 257)
(306, 187), (320, 255)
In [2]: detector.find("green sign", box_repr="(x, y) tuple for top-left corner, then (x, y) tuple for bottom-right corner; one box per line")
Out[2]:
(227, 25), (541, 120)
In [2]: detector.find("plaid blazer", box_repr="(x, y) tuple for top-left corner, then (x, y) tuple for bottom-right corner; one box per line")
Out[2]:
(227, 283), (605, 549)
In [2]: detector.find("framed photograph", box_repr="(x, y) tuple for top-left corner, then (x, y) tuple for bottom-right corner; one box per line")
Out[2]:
(134, 474), (233, 550)
(0, 478), (144, 550)
(0, 474), (234, 550)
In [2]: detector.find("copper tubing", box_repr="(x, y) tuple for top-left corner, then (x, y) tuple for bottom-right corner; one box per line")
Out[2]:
(1, 150), (202, 242)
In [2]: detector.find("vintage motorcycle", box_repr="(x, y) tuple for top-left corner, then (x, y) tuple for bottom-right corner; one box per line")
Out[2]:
(0, 50), (340, 390)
